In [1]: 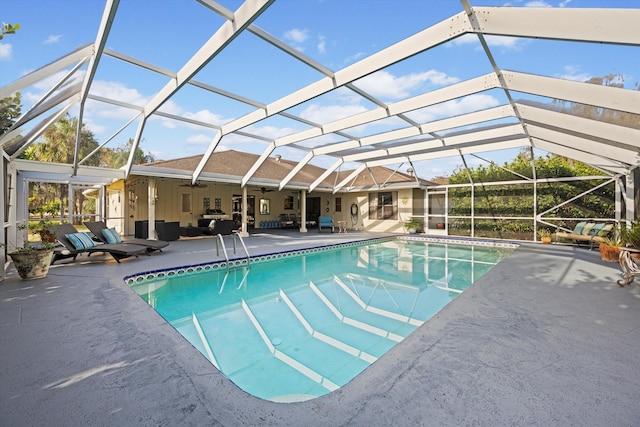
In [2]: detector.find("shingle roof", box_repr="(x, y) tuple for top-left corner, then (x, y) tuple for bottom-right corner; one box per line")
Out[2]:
(138, 150), (432, 191)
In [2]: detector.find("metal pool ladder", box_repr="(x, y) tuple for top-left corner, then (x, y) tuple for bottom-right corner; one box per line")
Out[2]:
(216, 232), (251, 271)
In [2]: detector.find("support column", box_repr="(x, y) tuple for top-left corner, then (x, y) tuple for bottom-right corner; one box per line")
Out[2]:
(241, 186), (249, 237)
(626, 169), (638, 222)
(148, 178), (157, 240)
(300, 190), (307, 232)
(615, 176), (623, 223)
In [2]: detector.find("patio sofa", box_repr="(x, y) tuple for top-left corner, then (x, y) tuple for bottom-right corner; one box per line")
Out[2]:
(555, 222), (614, 249)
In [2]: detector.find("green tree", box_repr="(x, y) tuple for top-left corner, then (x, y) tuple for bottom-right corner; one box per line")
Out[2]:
(0, 23), (21, 136)
(0, 22), (20, 40)
(0, 92), (22, 135)
(102, 138), (155, 168)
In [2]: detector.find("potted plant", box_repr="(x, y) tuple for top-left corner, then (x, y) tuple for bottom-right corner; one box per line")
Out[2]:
(598, 225), (624, 262)
(5, 224), (56, 280)
(404, 217), (422, 234)
(537, 228), (552, 244)
(620, 221), (640, 262)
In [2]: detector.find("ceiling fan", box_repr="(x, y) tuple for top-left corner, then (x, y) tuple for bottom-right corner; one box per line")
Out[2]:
(254, 187), (275, 194)
(179, 182), (208, 188)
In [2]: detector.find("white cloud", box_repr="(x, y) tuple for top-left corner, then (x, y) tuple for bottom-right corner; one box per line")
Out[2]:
(556, 65), (591, 82)
(186, 134), (215, 145)
(44, 35), (62, 44)
(0, 42), (13, 60)
(343, 51), (366, 65)
(317, 35), (326, 54)
(283, 28), (309, 52)
(284, 28), (309, 44)
(90, 80), (149, 106)
(355, 70), (459, 100)
(243, 124), (299, 139)
(409, 94), (501, 123)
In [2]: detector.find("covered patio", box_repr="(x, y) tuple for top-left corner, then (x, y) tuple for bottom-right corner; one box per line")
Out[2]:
(1, 233), (639, 425)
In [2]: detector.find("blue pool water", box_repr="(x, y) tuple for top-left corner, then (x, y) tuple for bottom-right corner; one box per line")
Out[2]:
(129, 238), (512, 402)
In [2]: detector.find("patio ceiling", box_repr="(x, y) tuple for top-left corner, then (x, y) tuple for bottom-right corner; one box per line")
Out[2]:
(1, 0), (639, 190)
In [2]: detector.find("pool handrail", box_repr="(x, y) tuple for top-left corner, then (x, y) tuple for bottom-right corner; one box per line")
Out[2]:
(233, 231), (251, 267)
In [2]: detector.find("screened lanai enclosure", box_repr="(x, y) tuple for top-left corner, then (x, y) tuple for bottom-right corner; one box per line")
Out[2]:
(1, 0), (639, 278)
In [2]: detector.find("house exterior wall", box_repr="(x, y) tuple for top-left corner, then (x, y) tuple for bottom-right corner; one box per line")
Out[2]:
(111, 177), (421, 234)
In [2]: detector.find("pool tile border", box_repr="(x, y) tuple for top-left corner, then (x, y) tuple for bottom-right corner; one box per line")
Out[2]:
(124, 235), (518, 285)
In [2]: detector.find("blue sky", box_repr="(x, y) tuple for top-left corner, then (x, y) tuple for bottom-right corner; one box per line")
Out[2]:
(1, 0), (639, 179)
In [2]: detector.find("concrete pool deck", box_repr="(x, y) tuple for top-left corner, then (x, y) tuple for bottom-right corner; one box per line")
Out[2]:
(1, 231), (639, 426)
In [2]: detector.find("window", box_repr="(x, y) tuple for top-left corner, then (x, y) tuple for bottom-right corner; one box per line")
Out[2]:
(335, 197), (342, 212)
(181, 193), (191, 213)
(369, 191), (397, 220)
(284, 196), (294, 210)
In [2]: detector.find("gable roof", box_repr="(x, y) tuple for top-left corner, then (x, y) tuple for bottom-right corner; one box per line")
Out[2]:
(133, 150), (432, 192)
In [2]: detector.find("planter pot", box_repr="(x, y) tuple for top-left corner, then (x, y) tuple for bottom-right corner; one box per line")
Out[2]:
(8, 249), (54, 280)
(541, 236), (552, 244)
(407, 228), (416, 234)
(599, 244), (621, 263)
(436, 223), (445, 229)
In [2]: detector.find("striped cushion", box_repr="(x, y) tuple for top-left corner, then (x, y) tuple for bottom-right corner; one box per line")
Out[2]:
(65, 232), (97, 250)
(581, 223), (596, 236)
(572, 222), (587, 234)
(102, 228), (123, 244)
(598, 223), (614, 237)
(589, 223), (606, 236)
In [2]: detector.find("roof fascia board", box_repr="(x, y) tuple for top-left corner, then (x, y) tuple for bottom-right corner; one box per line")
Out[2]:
(504, 71), (640, 115)
(475, 7), (640, 46)
(14, 159), (123, 181)
(0, 44), (94, 99)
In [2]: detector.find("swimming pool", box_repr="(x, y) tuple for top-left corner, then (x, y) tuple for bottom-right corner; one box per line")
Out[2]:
(128, 237), (513, 402)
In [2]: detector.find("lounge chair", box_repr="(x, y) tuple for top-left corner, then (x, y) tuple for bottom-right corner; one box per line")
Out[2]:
(318, 216), (334, 233)
(555, 221), (613, 249)
(84, 221), (169, 253)
(50, 223), (148, 264)
(279, 214), (294, 229)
